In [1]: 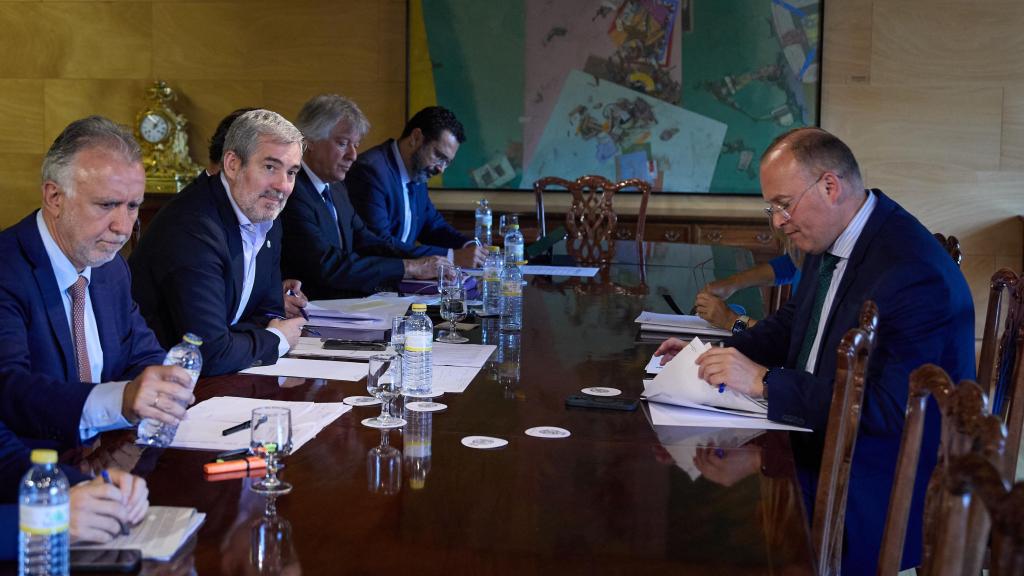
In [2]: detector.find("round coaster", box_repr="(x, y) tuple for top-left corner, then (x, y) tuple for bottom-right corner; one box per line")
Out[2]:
(406, 401), (447, 412)
(460, 436), (508, 450)
(361, 417), (406, 429)
(404, 390), (442, 399)
(343, 395), (381, 407)
(581, 387), (622, 397)
(524, 426), (571, 439)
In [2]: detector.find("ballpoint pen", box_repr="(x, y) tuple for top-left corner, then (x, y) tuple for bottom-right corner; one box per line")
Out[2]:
(285, 289), (310, 321)
(100, 470), (131, 536)
(267, 310), (320, 336)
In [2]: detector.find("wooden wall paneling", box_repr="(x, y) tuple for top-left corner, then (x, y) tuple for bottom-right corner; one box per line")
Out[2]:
(0, 154), (46, 228)
(822, 0), (872, 85)
(263, 81), (406, 148)
(43, 79), (149, 144)
(0, 80), (45, 155)
(173, 79), (265, 168)
(379, 0), (408, 84)
(872, 1), (1024, 85)
(1001, 85), (1024, 170)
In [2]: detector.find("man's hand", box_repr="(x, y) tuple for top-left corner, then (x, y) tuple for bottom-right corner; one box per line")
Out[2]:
(694, 292), (739, 330)
(403, 255), (447, 280)
(282, 279), (308, 320)
(453, 244), (487, 267)
(68, 477), (130, 544)
(654, 337), (689, 366)
(268, 316), (304, 349)
(102, 469), (149, 525)
(702, 279), (739, 300)
(693, 445), (763, 487)
(122, 365), (195, 425)
(695, 347), (767, 397)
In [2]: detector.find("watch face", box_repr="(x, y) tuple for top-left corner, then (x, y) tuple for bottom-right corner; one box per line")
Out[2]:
(139, 113), (170, 144)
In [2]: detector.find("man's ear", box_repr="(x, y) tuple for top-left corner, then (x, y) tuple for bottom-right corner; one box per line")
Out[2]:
(822, 171), (844, 204)
(408, 127), (424, 148)
(41, 180), (64, 218)
(222, 150), (241, 179)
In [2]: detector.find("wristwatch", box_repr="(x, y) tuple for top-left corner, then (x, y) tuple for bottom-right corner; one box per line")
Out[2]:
(731, 315), (751, 334)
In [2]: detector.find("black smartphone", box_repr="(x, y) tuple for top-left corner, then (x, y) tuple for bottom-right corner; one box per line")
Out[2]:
(565, 394), (640, 411)
(322, 339), (387, 352)
(70, 548), (142, 572)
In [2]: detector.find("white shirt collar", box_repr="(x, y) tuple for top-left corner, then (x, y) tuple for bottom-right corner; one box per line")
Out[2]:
(390, 140), (411, 189)
(301, 162), (330, 193)
(36, 210), (92, 291)
(827, 189), (877, 259)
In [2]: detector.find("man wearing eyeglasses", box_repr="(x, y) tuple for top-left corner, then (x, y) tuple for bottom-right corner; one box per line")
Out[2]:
(347, 106), (487, 268)
(656, 128), (975, 574)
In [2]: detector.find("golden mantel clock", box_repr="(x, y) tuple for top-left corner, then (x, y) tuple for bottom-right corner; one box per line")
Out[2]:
(134, 80), (202, 193)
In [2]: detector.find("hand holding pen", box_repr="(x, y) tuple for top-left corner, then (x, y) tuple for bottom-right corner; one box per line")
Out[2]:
(282, 279), (309, 320)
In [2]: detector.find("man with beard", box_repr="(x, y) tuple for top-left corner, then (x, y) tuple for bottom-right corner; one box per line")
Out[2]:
(347, 106), (487, 267)
(130, 109), (306, 376)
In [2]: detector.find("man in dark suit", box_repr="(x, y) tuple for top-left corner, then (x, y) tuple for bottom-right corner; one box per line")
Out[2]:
(657, 128), (975, 574)
(130, 110), (306, 376)
(347, 106), (486, 268)
(281, 94), (447, 300)
(0, 116), (194, 446)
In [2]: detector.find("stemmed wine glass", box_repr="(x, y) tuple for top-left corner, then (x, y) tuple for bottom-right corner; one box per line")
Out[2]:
(437, 262), (462, 295)
(437, 285), (469, 343)
(249, 495), (298, 575)
(366, 429), (402, 494)
(250, 407), (293, 495)
(362, 353), (406, 429)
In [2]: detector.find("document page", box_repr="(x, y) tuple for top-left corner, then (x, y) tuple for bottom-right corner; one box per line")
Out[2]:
(72, 506), (205, 560)
(240, 357), (366, 381)
(635, 311), (732, 338)
(520, 265), (599, 277)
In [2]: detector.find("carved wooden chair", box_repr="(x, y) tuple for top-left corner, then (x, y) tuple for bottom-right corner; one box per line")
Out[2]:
(977, 268), (1024, 479)
(811, 300), (878, 575)
(532, 175), (651, 267)
(878, 366), (1007, 575)
(932, 232), (963, 268)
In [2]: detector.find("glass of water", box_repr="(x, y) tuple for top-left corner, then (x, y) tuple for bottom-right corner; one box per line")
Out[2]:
(362, 354), (405, 429)
(437, 262), (462, 296)
(390, 316), (407, 356)
(250, 407), (293, 495)
(437, 285), (469, 343)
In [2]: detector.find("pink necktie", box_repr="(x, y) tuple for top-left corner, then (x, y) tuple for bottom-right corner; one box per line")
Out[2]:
(69, 275), (92, 382)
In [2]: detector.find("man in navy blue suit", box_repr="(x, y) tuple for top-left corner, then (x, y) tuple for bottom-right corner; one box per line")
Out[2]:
(347, 106), (487, 268)
(657, 128), (975, 574)
(130, 110), (306, 376)
(281, 94), (447, 300)
(0, 116), (194, 445)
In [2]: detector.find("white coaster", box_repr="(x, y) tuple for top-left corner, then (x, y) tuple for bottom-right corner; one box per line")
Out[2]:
(524, 426), (571, 439)
(461, 436), (508, 449)
(581, 387), (622, 397)
(406, 401), (447, 412)
(404, 390), (442, 399)
(361, 417), (406, 429)
(343, 395), (381, 406)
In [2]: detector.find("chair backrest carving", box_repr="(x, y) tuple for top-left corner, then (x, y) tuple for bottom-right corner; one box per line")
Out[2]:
(932, 232), (963, 268)
(812, 300), (878, 575)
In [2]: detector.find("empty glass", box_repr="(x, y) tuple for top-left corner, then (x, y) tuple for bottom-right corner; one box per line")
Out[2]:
(390, 316), (407, 356)
(437, 262), (462, 295)
(250, 407), (293, 495)
(437, 285), (469, 343)
(367, 430), (402, 495)
(362, 354), (406, 429)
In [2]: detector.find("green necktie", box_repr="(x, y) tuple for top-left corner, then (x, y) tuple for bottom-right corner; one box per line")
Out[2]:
(796, 253), (841, 371)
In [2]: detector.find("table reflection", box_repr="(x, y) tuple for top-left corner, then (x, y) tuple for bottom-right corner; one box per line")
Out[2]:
(367, 430), (402, 495)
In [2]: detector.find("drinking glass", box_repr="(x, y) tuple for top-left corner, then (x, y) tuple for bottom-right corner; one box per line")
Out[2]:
(437, 262), (462, 295)
(437, 285), (469, 343)
(250, 407), (293, 495)
(499, 213), (519, 238)
(362, 353), (406, 429)
(390, 316), (407, 356)
(367, 430), (402, 495)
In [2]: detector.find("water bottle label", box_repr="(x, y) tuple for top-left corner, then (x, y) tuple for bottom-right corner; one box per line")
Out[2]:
(405, 332), (433, 352)
(502, 281), (522, 296)
(484, 271), (500, 281)
(19, 503), (69, 535)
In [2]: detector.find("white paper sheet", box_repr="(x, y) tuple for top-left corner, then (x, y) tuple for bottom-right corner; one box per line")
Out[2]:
(645, 353), (665, 375)
(433, 342), (496, 367)
(521, 265), (599, 277)
(240, 358), (366, 381)
(652, 426), (766, 481)
(647, 401), (811, 432)
(634, 311), (733, 338)
(72, 506), (206, 560)
(432, 365), (483, 394)
(644, 338), (767, 415)
(305, 296), (413, 330)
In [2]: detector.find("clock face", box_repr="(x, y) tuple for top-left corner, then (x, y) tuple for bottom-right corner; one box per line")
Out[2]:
(139, 113), (170, 144)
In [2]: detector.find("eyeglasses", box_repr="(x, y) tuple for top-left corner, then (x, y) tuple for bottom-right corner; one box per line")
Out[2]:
(763, 173), (827, 225)
(425, 144), (451, 169)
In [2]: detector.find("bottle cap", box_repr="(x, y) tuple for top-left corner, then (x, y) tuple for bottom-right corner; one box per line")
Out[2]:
(488, 246), (500, 253)
(516, 261), (528, 266)
(183, 332), (203, 346)
(30, 449), (57, 465)
(512, 224), (520, 230)
(411, 303), (427, 312)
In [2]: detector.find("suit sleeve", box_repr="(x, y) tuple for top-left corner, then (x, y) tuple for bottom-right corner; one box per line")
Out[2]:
(112, 257), (166, 379)
(416, 194), (471, 250)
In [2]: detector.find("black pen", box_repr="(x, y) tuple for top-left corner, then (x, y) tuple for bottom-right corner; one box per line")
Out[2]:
(221, 420), (251, 436)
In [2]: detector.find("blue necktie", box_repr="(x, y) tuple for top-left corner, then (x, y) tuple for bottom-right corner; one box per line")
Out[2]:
(321, 184), (339, 224)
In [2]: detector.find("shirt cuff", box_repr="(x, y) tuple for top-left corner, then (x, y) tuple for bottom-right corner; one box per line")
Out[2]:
(447, 248), (455, 262)
(267, 327), (291, 357)
(79, 381), (133, 441)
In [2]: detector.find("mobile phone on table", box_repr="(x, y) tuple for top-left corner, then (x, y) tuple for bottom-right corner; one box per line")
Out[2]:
(565, 394), (640, 411)
(70, 549), (142, 572)
(321, 339), (387, 351)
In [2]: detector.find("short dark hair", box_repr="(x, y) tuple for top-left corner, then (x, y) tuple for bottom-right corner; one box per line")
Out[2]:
(209, 107), (256, 165)
(400, 106), (465, 144)
(762, 127), (862, 185)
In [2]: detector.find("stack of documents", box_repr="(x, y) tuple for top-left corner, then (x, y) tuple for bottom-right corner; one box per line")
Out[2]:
(305, 296), (414, 330)
(166, 397), (351, 451)
(634, 311), (732, 338)
(72, 506), (205, 560)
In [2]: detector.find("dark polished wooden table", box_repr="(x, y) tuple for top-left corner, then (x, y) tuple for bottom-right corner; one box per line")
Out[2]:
(11, 243), (814, 575)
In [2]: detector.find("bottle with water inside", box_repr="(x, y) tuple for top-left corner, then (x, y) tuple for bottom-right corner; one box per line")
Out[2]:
(504, 224), (524, 268)
(500, 261), (523, 331)
(137, 333), (203, 447)
(474, 198), (492, 245)
(402, 304), (433, 396)
(19, 449), (69, 576)
(482, 246), (502, 316)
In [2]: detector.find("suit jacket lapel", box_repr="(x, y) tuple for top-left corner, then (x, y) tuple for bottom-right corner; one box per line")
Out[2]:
(329, 183), (352, 250)
(209, 176), (245, 317)
(19, 217), (76, 379)
(89, 268), (118, 381)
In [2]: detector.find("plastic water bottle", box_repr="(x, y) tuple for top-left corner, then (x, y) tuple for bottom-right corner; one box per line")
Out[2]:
(137, 333), (203, 447)
(482, 246), (502, 316)
(19, 449), (69, 576)
(474, 199), (492, 245)
(402, 304), (433, 396)
(498, 331), (521, 400)
(504, 224), (524, 267)
(500, 262), (523, 331)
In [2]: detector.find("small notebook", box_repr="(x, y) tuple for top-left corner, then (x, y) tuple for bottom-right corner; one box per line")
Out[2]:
(72, 506), (205, 561)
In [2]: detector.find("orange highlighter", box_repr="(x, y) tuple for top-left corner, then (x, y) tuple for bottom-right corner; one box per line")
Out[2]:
(203, 455), (267, 476)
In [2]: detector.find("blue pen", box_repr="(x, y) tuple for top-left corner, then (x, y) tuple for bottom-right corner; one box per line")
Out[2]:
(718, 383), (725, 394)
(100, 470), (131, 536)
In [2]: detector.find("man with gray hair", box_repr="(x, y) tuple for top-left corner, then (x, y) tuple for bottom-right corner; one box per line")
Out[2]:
(130, 109), (306, 376)
(281, 94), (445, 300)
